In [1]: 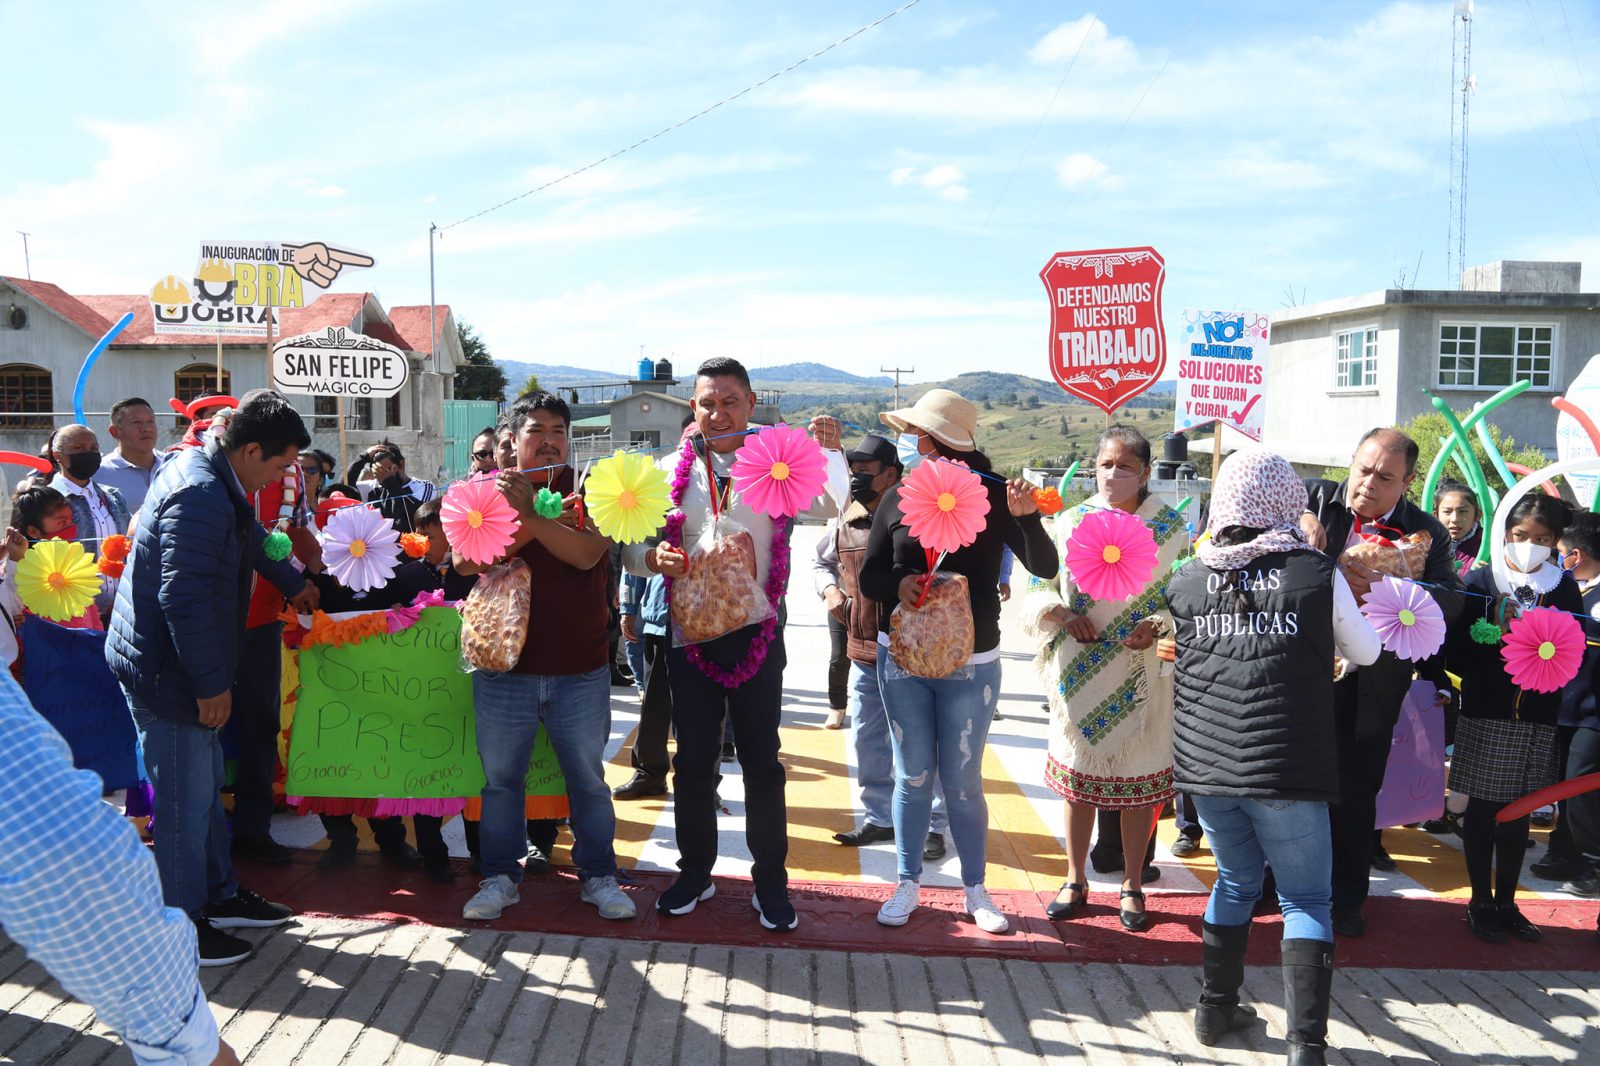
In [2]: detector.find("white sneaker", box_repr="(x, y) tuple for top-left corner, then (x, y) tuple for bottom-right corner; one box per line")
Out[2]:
(462, 875), (519, 921)
(964, 885), (1009, 934)
(877, 880), (920, 926)
(581, 875), (637, 920)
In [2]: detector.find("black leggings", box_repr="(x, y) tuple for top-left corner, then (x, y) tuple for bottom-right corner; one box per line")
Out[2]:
(1461, 797), (1529, 907)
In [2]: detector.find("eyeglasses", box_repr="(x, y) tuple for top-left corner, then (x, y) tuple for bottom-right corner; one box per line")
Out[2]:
(472, 449), (494, 460)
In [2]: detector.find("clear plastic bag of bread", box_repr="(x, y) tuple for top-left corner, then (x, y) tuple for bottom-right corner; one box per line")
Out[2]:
(888, 572), (976, 679)
(671, 515), (775, 645)
(459, 557), (531, 672)
(1339, 529), (1432, 579)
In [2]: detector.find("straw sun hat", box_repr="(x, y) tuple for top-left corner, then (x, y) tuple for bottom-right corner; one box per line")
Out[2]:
(879, 388), (979, 452)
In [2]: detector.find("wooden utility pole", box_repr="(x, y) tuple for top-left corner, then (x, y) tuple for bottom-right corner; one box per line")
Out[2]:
(881, 365), (915, 409)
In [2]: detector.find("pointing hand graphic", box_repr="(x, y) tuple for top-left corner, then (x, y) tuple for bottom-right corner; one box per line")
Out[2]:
(283, 242), (375, 289)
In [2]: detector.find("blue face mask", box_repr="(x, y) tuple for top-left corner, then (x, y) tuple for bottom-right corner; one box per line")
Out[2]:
(895, 433), (925, 472)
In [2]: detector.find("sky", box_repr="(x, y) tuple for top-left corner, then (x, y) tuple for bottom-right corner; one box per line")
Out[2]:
(2, 0), (1599, 384)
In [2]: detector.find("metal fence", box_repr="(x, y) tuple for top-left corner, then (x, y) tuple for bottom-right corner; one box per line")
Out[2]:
(441, 399), (501, 481)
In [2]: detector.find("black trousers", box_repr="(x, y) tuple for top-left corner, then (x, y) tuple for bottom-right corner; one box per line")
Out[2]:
(1089, 808), (1156, 868)
(628, 633), (673, 779)
(667, 625), (787, 887)
(1545, 725), (1579, 861)
(231, 622), (284, 839)
(826, 615), (849, 711)
(320, 814), (448, 865)
(1330, 697), (1394, 916)
(1566, 725), (1600, 874)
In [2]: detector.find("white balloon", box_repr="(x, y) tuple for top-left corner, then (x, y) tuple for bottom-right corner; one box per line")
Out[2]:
(1489, 456), (1600, 590)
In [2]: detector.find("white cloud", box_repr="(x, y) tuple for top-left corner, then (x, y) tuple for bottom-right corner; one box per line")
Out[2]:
(888, 163), (969, 202)
(189, 0), (376, 75)
(513, 152), (808, 200)
(426, 202), (707, 256)
(1057, 153), (1117, 190)
(1029, 15), (1137, 67)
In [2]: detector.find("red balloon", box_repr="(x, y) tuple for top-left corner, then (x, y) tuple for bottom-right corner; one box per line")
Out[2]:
(0, 450), (52, 473)
(1497, 772), (1600, 822)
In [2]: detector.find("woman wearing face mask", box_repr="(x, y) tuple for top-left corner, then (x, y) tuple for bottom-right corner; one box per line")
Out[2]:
(1444, 494), (1581, 944)
(1020, 425), (1188, 932)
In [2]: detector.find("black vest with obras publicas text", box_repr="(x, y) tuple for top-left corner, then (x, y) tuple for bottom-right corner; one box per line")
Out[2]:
(1163, 549), (1339, 802)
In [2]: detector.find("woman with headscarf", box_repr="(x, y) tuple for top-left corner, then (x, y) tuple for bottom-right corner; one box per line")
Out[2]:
(1164, 448), (1380, 1066)
(1020, 425), (1187, 932)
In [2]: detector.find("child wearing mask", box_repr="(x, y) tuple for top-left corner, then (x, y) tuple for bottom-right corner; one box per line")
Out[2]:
(1445, 495), (1580, 944)
(12, 486), (103, 630)
(1436, 481), (1483, 578)
(1547, 512), (1600, 898)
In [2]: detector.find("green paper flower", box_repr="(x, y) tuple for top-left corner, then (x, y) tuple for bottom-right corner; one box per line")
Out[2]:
(1470, 617), (1503, 645)
(1170, 555), (1191, 575)
(533, 487), (564, 520)
(263, 529), (293, 561)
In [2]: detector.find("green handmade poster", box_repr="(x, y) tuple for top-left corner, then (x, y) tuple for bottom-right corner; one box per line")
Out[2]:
(286, 607), (564, 799)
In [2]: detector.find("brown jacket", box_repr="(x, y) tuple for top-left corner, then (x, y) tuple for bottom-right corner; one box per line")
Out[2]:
(834, 502), (880, 666)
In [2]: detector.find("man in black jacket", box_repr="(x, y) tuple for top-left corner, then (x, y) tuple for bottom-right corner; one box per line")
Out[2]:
(1301, 428), (1463, 938)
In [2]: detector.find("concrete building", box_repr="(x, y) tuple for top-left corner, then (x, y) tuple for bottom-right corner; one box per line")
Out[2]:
(1249, 261), (1600, 473)
(0, 278), (461, 478)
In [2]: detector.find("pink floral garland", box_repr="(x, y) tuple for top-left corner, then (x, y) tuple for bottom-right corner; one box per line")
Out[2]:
(663, 435), (789, 689)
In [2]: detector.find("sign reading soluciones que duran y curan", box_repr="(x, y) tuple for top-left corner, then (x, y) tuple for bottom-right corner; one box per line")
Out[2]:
(272, 326), (410, 398)
(1174, 309), (1270, 441)
(1039, 246), (1167, 414)
(146, 239), (377, 337)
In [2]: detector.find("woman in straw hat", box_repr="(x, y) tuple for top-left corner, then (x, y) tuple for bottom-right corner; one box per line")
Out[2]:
(859, 388), (1058, 934)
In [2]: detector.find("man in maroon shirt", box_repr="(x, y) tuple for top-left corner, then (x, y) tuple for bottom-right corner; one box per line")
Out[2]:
(454, 392), (634, 922)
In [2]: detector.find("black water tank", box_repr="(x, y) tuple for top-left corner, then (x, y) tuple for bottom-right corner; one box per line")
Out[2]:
(1163, 432), (1189, 463)
(654, 357), (673, 381)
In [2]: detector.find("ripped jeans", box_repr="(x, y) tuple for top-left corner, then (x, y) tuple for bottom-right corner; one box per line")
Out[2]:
(877, 647), (1000, 886)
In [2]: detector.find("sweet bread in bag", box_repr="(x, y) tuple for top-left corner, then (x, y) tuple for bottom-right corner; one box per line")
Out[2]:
(671, 528), (772, 643)
(460, 558), (531, 671)
(889, 573), (974, 678)
(1340, 530), (1431, 578)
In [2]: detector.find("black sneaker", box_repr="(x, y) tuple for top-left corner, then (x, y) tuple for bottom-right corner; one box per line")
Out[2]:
(1561, 875), (1600, 897)
(720, 742), (737, 763)
(1497, 904), (1542, 943)
(316, 841), (358, 871)
(193, 917), (253, 967)
(233, 834), (293, 866)
(922, 833), (947, 861)
(204, 888), (294, 929)
(1420, 814), (1459, 835)
(524, 844), (552, 875)
(657, 876), (715, 916)
(1530, 854), (1584, 881)
(379, 843), (423, 869)
(752, 885), (798, 932)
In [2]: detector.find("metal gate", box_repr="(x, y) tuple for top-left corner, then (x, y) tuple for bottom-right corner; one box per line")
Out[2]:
(441, 399), (501, 480)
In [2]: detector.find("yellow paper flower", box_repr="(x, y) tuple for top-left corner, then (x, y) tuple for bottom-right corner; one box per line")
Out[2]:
(16, 539), (102, 621)
(584, 449), (671, 544)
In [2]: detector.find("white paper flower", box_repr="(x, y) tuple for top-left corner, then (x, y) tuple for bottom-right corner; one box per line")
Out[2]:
(322, 503), (401, 593)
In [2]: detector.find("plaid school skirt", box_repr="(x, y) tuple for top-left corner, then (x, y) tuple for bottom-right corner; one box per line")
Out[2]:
(1447, 716), (1559, 806)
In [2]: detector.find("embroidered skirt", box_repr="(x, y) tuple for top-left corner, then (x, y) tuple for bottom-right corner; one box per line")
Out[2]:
(1447, 716), (1559, 805)
(1044, 756), (1175, 809)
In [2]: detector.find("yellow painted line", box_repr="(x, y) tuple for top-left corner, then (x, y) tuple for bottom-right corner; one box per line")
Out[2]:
(977, 742), (1066, 893)
(779, 715), (864, 881)
(604, 725), (668, 871)
(1384, 826), (1474, 899)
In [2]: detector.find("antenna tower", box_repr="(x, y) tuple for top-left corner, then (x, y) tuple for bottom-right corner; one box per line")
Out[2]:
(1447, 0), (1475, 289)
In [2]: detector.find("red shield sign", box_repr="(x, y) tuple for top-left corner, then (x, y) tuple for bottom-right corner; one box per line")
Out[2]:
(1039, 247), (1167, 414)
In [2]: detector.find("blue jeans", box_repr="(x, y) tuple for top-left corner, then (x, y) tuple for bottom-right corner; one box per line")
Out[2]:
(877, 648), (999, 886)
(851, 662), (946, 833)
(1193, 795), (1334, 942)
(473, 666), (617, 883)
(129, 702), (237, 918)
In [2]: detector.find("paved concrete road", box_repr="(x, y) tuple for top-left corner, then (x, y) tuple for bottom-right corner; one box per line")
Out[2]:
(4, 916), (1597, 1064)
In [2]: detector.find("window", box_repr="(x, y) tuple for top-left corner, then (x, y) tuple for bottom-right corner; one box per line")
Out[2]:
(352, 398), (373, 431)
(385, 394), (402, 428)
(1438, 323), (1555, 389)
(1334, 328), (1378, 389)
(0, 363), (53, 429)
(174, 363), (231, 407)
(313, 396), (339, 433)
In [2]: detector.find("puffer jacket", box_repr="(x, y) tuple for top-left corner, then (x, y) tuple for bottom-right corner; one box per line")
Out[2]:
(106, 440), (305, 721)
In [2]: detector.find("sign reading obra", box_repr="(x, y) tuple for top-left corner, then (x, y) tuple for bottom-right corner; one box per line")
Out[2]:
(147, 239), (377, 336)
(272, 326), (410, 398)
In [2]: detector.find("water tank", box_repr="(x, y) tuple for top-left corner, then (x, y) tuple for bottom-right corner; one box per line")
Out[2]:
(637, 356), (654, 381)
(654, 357), (673, 381)
(1162, 432), (1189, 463)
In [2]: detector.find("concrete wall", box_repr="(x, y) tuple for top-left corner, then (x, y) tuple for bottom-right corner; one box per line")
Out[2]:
(1259, 308), (1401, 469)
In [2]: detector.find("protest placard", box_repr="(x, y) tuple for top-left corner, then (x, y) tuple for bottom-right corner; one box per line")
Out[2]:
(1174, 309), (1270, 441)
(273, 326), (411, 398)
(1039, 246), (1166, 413)
(286, 608), (562, 799)
(19, 618), (141, 792)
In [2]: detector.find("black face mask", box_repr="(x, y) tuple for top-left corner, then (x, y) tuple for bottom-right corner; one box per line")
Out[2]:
(850, 471), (881, 505)
(64, 450), (102, 480)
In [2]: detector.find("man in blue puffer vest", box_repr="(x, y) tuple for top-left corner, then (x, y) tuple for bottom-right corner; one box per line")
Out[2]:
(106, 390), (321, 967)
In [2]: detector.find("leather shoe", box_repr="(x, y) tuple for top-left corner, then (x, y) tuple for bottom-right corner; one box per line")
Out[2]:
(379, 843), (423, 869)
(1466, 903), (1505, 943)
(1331, 910), (1366, 938)
(834, 823), (895, 846)
(923, 833), (946, 861)
(1119, 888), (1148, 931)
(315, 841), (357, 871)
(1046, 881), (1087, 921)
(612, 772), (668, 800)
(1170, 836), (1201, 858)
(1370, 845), (1398, 872)
(233, 834), (293, 866)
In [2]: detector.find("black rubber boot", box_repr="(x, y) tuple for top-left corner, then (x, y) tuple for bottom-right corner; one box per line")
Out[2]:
(1281, 938), (1335, 1065)
(1195, 921), (1258, 1045)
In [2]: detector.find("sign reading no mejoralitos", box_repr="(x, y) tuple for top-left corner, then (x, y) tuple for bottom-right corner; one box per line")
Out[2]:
(1039, 246), (1166, 414)
(272, 326), (410, 398)
(1174, 309), (1271, 442)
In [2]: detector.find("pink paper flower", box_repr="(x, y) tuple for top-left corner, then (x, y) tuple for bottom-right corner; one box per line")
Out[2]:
(322, 504), (402, 593)
(898, 458), (991, 555)
(729, 424), (829, 518)
(1064, 508), (1159, 602)
(1359, 576), (1446, 661)
(1502, 607), (1585, 693)
(441, 477), (519, 566)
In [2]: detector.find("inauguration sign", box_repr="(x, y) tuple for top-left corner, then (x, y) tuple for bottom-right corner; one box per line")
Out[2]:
(273, 326), (410, 398)
(1040, 247), (1166, 414)
(1174, 309), (1270, 441)
(148, 239), (377, 336)
(286, 608), (563, 799)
